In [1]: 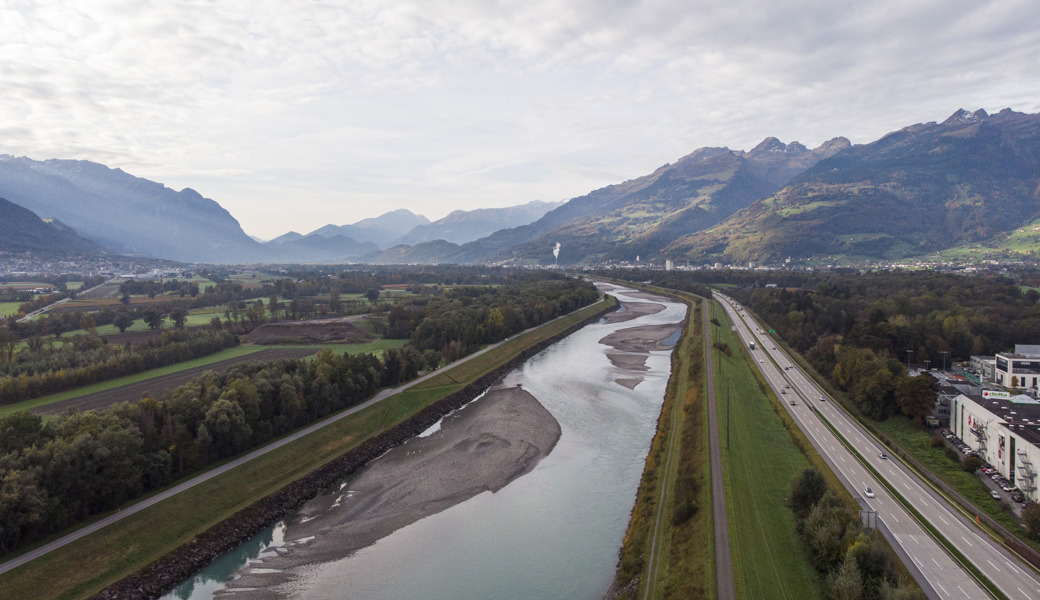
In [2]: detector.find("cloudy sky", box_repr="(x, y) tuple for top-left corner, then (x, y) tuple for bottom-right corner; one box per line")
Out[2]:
(3, 0), (1039, 239)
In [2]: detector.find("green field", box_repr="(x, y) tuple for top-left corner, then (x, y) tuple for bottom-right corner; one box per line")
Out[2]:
(712, 300), (823, 600)
(0, 301), (22, 317)
(0, 298), (614, 600)
(0, 346), (266, 418)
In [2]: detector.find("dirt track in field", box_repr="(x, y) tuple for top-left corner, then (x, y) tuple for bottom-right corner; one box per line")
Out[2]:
(32, 348), (318, 415)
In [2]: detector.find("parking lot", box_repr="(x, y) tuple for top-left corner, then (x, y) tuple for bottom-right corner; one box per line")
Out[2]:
(940, 427), (1031, 517)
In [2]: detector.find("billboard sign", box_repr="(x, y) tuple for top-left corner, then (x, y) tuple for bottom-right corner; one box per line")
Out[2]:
(983, 390), (1011, 400)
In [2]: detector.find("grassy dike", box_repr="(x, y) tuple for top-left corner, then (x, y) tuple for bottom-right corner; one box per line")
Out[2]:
(708, 299), (824, 600)
(0, 297), (615, 600)
(611, 288), (712, 599)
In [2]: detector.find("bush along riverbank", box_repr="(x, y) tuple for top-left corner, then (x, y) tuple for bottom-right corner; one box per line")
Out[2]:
(92, 299), (616, 600)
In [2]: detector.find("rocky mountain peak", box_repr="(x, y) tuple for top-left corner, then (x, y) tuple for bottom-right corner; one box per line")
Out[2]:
(944, 108), (990, 125)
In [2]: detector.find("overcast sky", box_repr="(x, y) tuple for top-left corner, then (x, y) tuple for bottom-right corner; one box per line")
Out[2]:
(3, 0), (1039, 239)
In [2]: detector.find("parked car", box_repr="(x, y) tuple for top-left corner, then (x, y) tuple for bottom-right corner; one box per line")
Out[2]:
(990, 490), (1001, 500)
(864, 487), (875, 498)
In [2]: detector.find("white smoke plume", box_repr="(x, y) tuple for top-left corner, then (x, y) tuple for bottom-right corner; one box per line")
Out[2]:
(553, 242), (561, 260)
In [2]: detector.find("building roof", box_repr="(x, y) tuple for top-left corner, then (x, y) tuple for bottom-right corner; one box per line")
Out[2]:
(961, 393), (1040, 446)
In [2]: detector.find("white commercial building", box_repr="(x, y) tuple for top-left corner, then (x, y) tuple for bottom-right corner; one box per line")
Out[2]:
(995, 345), (1040, 390)
(951, 392), (1040, 502)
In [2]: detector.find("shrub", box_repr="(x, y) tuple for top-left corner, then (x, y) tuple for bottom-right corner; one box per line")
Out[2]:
(962, 455), (982, 473)
(930, 435), (944, 448)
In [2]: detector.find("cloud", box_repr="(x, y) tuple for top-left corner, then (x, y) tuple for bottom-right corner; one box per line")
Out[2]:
(1, 0), (1039, 238)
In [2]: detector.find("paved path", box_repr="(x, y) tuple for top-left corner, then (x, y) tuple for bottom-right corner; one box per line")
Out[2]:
(0, 304), (592, 576)
(703, 300), (736, 600)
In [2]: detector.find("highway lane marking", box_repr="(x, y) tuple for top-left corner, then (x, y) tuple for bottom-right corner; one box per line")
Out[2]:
(959, 535), (973, 547)
(1019, 587), (1030, 600)
(986, 559), (1000, 572)
(1006, 561), (1021, 575)
(937, 514), (950, 525)
(932, 557), (941, 568)
(889, 512), (900, 523)
(956, 585), (969, 598)
(935, 582), (950, 598)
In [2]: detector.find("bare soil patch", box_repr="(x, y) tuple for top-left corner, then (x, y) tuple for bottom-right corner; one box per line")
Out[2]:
(242, 317), (373, 345)
(32, 348), (317, 415)
(599, 323), (683, 353)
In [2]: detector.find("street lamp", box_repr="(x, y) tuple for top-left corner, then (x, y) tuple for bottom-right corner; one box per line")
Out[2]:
(940, 350), (949, 372)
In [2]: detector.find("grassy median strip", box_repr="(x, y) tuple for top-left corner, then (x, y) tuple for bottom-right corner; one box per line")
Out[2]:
(710, 300), (823, 600)
(0, 297), (613, 600)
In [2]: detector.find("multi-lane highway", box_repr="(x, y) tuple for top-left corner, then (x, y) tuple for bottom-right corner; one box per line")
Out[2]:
(715, 292), (1040, 600)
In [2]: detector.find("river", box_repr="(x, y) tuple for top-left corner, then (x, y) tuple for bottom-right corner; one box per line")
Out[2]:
(163, 284), (686, 600)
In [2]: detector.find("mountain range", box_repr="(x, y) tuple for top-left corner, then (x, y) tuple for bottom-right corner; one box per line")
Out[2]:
(2, 108), (1039, 266)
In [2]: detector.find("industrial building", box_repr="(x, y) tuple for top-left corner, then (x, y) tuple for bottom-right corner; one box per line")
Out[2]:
(951, 392), (1040, 503)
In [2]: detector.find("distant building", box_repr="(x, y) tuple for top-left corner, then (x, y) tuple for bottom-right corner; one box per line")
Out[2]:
(951, 393), (1040, 502)
(995, 345), (1040, 389)
(971, 355), (996, 382)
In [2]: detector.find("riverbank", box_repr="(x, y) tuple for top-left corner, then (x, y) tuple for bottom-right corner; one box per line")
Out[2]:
(217, 385), (561, 597)
(84, 298), (614, 600)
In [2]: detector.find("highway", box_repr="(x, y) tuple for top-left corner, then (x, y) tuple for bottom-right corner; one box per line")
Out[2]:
(715, 292), (1040, 600)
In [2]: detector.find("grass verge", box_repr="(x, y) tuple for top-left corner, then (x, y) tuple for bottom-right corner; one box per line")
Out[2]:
(710, 300), (823, 600)
(0, 297), (613, 600)
(611, 287), (712, 600)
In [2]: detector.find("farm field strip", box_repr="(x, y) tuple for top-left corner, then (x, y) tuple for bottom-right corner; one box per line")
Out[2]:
(0, 346), (267, 418)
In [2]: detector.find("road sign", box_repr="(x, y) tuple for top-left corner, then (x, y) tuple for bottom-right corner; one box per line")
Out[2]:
(769, 329), (775, 333)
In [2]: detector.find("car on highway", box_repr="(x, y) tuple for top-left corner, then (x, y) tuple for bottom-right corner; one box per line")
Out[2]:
(759, 359), (764, 363)
(781, 389), (786, 394)
(864, 487), (875, 498)
(789, 400), (796, 406)
(879, 452), (888, 459)
(819, 396), (825, 402)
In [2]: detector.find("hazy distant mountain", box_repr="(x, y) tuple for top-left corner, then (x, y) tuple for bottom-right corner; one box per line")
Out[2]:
(392, 200), (563, 246)
(264, 233), (379, 263)
(307, 209), (429, 248)
(0, 155), (266, 263)
(268, 231), (304, 244)
(673, 108), (1040, 263)
(0, 196), (100, 254)
(379, 137), (849, 265)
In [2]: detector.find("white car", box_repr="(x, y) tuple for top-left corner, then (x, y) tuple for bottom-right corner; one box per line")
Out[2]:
(864, 487), (875, 499)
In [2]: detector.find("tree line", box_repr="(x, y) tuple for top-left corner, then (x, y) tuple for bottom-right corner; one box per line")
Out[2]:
(0, 329), (239, 405)
(389, 279), (600, 361)
(790, 468), (926, 600)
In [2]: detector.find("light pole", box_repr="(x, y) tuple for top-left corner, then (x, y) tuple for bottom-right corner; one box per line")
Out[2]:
(906, 349), (912, 372)
(940, 350), (949, 372)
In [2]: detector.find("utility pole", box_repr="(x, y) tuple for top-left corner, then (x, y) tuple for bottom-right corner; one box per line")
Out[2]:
(725, 377), (732, 450)
(906, 349), (912, 372)
(941, 350), (949, 372)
